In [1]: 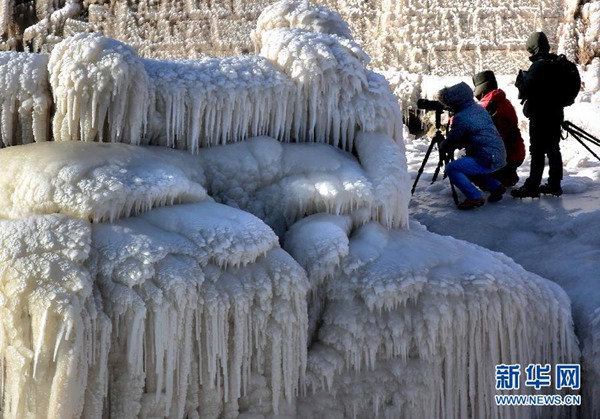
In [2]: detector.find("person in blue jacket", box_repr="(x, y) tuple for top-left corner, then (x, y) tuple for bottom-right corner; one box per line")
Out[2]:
(437, 82), (507, 210)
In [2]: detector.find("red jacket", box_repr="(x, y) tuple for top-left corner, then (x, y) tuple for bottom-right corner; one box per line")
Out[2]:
(478, 89), (526, 164)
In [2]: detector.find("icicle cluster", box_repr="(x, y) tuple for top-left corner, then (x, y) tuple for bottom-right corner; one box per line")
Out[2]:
(49, 32), (149, 144)
(43, 1), (402, 152)
(294, 221), (580, 419)
(88, 202), (308, 418)
(257, 16), (403, 149)
(143, 56), (293, 150)
(0, 141), (310, 419)
(0, 52), (51, 146)
(0, 215), (110, 419)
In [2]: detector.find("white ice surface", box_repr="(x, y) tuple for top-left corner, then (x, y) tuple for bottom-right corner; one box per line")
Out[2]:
(0, 142), (207, 222)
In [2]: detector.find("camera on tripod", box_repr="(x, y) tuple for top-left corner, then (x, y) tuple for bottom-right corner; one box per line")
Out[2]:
(417, 99), (446, 113)
(411, 97), (459, 203)
(416, 99), (449, 131)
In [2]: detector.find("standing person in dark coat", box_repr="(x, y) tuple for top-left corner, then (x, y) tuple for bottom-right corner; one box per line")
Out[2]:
(473, 70), (526, 187)
(437, 82), (507, 210)
(512, 31), (565, 198)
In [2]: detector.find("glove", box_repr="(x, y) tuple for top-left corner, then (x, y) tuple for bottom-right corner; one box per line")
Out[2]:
(439, 139), (452, 154)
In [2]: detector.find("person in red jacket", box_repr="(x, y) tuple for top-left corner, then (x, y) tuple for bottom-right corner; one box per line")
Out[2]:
(473, 71), (526, 187)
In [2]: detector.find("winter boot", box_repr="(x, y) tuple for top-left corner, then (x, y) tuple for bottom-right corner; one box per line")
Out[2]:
(510, 184), (540, 199)
(503, 172), (520, 188)
(539, 183), (563, 196)
(458, 197), (485, 210)
(488, 184), (506, 203)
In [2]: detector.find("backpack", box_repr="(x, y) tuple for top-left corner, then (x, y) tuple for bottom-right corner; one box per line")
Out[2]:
(550, 54), (581, 107)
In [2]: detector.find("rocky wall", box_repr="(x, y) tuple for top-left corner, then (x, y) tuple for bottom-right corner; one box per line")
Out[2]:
(1, 0), (597, 76)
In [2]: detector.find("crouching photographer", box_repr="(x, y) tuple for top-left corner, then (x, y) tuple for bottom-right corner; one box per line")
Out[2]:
(436, 82), (507, 210)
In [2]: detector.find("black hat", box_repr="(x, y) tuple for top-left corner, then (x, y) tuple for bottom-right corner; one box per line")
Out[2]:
(526, 32), (550, 56)
(473, 70), (498, 97)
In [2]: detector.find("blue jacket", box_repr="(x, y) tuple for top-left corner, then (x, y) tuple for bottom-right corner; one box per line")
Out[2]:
(438, 82), (507, 170)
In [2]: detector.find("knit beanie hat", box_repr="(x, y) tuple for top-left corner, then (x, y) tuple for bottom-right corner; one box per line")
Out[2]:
(473, 70), (498, 97)
(526, 32), (550, 56)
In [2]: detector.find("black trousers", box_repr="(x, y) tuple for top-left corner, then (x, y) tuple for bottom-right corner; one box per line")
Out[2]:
(526, 117), (563, 188)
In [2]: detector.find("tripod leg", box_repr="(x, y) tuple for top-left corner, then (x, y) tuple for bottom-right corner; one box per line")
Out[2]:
(411, 137), (437, 195)
(574, 136), (600, 162)
(449, 180), (459, 205)
(431, 153), (459, 204)
(431, 158), (444, 184)
(564, 121), (600, 147)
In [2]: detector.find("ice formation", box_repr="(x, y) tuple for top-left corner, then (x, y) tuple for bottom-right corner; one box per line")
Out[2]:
(0, 141), (310, 419)
(296, 221), (579, 418)
(0, 142), (206, 222)
(44, 11), (401, 153)
(0, 52), (51, 146)
(0, 1), (589, 419)
(49, 33), (149, 144)
(0, 133), (581, 418)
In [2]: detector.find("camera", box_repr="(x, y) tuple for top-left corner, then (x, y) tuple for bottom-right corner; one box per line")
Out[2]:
(515, 70), (527, 99)
(417, 99), (446, 112)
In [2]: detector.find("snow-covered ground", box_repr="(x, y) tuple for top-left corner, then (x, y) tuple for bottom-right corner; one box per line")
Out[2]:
(408, 100), (600, 417)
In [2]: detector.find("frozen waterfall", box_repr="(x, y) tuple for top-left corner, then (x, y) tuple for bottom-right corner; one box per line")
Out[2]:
(0, 1), (586, 419)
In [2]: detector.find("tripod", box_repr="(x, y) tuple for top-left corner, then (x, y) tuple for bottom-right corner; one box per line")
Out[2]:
(411, 110), (459, 204)
(562, 121), (600, 162)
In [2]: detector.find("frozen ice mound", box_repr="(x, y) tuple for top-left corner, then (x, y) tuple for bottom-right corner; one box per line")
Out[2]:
(198, 135), (409, 234)
(0, 199), (309, 418)
(294, 221), (580, 419)
(0, 142), (207, 222)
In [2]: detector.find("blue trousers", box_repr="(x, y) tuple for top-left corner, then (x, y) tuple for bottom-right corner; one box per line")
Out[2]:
(445, 157), (502, 200)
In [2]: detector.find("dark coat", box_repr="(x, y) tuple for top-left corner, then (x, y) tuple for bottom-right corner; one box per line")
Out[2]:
(517, 33), (564, 120)
(478, 89), (526, 164)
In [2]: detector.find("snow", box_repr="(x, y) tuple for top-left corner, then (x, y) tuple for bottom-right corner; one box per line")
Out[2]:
(0, 0), (597, 418)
